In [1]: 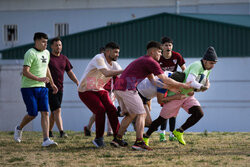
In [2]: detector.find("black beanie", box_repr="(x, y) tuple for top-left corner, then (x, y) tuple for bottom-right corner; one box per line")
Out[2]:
(203, 46), (218, 62)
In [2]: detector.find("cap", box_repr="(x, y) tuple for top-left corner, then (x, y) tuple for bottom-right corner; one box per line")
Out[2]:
(203, 46), (218, 62)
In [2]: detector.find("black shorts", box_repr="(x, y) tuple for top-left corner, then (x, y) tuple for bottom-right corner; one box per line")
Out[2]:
(137, 89), (151, 105)
(48, 90), (63, 111)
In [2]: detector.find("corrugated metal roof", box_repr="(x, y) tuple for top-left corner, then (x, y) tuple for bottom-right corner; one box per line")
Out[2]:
(1, 12), (250, 59)
(181, 14), (250, 28)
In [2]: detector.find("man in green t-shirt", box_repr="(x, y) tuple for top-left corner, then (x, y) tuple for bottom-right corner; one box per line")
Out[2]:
(14, 32), (58, 147)
(143, 46), (218, 146)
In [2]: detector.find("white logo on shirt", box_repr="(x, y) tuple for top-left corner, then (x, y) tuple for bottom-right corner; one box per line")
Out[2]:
(173, 59), (177, 64)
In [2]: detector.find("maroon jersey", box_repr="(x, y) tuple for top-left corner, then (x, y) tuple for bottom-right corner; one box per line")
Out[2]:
(114, 55), (163, 91)
(47, 53), (73, 92)
(158, 51), (185, 72)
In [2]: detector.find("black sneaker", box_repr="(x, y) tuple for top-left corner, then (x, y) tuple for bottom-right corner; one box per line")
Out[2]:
(132, 141), (152, 151)
(110, 137), (128, 147)
(49, 131), (54, 138)
(60, 132), (68, 138)
(92, 137), (105, 148)
(84, 126), (91, 136)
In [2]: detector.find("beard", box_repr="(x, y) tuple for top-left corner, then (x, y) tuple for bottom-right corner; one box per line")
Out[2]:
(110, 55), (117, 61)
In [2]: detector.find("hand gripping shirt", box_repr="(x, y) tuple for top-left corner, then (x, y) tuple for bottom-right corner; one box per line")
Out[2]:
(168, 60), (211, 97)
(78, 53), (122, 92)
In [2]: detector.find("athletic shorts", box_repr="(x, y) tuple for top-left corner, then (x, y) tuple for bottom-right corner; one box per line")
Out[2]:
(48, 90), (63, 111)
(160, 96), (200, 119)
(114, 90), (146, 115)
(21, 87), (49, 116)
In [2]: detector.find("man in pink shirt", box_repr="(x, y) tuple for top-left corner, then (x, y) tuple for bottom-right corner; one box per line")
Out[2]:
(111, 41), (191, 150)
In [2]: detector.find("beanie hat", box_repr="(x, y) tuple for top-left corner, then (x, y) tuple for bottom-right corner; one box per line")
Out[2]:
(203, 46), (218, 62)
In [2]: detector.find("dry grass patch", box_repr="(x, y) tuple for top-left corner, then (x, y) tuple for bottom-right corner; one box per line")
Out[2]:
(0, 131), (249, 166)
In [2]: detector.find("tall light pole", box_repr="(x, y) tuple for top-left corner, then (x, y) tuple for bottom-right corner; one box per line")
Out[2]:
(176, 0), (180, 14)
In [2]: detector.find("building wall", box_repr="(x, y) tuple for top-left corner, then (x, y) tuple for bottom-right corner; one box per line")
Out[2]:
(0, 0), (250, 50)
(1, 58), (250, 132)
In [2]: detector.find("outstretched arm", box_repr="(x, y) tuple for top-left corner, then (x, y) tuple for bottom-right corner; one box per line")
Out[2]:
(99, 68), (123, 77)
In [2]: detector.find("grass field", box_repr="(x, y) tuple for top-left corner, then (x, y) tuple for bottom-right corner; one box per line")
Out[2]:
(0, 131), (250, 166)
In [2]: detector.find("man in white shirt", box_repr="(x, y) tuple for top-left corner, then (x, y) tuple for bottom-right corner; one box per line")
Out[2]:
(78, 42), (123, 147)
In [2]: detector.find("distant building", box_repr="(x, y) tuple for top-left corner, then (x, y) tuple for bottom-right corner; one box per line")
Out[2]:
(0, 0), (250, 50)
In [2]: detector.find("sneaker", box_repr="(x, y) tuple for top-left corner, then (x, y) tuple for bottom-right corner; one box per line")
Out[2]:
(110, 137), (128, 147)
(132, 141), (152, 151)
(159, 133), (166, 142)
(14, 126), (22, 143)
(49, 131), (54, 138)
(92, 137), (105, 148)
(169, 134), (178, 141)
(42, 138), (58, 147)
(107, 132), (113, 136)
(84, 126), (91, 136)
(173, 130), (186, 145)
(143, 136), (149, 146)
(60, 132), (68, 138)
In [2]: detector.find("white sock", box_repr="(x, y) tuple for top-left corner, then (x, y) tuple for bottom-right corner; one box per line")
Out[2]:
(161, 131), (165, 135)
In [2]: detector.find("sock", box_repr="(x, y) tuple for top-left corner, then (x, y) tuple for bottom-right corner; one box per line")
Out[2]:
(136, 138), (143, 142)
(177, 128), (184, 133)
(43, 137), (49, 142)
(161, 130), (166, 135)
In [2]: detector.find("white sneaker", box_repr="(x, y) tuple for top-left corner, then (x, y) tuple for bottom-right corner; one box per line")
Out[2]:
(14, 126), (22, 143)
(42, 138), (58, 147)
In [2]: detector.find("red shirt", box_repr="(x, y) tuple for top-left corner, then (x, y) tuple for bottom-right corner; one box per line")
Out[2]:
(158, 51), (185, 72)
(114, 55), (163, 91)
(47, 53), (73, 92)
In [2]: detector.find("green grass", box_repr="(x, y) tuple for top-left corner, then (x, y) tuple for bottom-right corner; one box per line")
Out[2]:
(1, 131), (250, 166)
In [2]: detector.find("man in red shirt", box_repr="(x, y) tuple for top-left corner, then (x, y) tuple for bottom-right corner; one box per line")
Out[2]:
(158, 37), (186, 142)
(111, 41), (191, 150)
(47, 37), (79, 138)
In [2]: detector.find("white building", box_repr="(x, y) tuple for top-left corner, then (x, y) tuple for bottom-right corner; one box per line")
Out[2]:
(0, 0), (250, 50)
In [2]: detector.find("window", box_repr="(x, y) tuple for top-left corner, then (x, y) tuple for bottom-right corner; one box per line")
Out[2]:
(55, 23), (69, 37)
(4, 25), (18, 42)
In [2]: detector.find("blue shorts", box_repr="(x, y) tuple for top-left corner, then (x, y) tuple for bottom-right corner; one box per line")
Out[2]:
(21, 87), (49, 116)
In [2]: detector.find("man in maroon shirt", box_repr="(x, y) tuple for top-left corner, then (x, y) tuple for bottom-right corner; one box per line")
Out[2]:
(111, 41), (191, 150)
(47, 37), (79, 138)
(158, 37), (186, 142)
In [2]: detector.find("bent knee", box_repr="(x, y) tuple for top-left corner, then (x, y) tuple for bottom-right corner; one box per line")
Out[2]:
(189, 106), (204, 118)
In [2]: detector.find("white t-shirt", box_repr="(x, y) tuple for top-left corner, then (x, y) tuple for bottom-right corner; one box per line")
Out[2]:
(78, 53), (122, 92)
(136, 71), (172, 100)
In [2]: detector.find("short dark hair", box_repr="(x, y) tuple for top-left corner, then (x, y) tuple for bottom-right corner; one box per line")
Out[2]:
(33, 32), (48, 41)
(50, 37), (61, 45)
(146, 41), (162, 50)
(105, 42), (120, 50)
(99, 47), (105, 53)
(161, 37), (173, 44)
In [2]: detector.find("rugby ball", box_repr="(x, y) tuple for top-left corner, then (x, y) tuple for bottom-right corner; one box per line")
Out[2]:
(196, 74), (207, 85)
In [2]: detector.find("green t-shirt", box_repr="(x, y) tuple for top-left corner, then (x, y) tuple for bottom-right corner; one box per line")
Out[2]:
(168, 60), (211, 97)
(21, 48), (50, 88)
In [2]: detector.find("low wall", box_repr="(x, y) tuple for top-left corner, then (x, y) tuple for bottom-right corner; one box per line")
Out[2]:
(1, 57), (250, 132)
